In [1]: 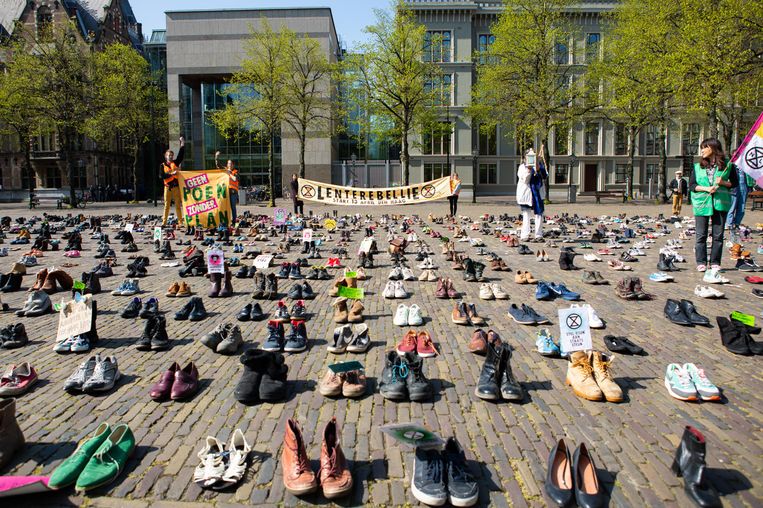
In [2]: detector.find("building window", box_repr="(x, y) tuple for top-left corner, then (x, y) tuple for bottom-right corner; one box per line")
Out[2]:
(424, 31), (451, 63)
(71, 163), (87, 189)
(585, 122), (599, 155)
(644, 124), (658, 156)
(36, 6), (53, 38)
(682, 123), (701, 156)
(586, 33), (601, 63)
(479, 125), (497, 156)
(614, 123), (627, 155)
(555, 163), (569, 184)
(615, 163), (627, 183)
(21, 167), (34, 190)
(555, 40), (569, 65)
(479, 163), (497, 184)
(45, 167), (62, 188)
(646, 163), (658, 184)
(478, 33), (496, 64)
(421, 122), (452, 155)
(425, 75), (452, 106)
(424, 163), (449, 181)
(554, 126), (569, 155)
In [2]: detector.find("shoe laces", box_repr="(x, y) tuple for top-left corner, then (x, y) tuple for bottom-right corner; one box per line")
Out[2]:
(693, 368), (714, 388)
(673, 366), (693, 387)
(596, 356), (614, 380)
(574, 359), (595, 380)
(392, 361), (409, 380)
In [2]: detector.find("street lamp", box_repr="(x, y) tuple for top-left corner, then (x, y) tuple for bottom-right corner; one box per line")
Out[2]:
(471, 149), (479, 203)
(568, 152), (578, 204)
(350, 153), (357, 187)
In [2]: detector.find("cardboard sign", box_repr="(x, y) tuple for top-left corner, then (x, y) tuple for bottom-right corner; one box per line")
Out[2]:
(302, 228), (313, 243)
(379, 423), (444, 449)
(153, 226), (162, 241)
(328, 361), (364, 374)
(124, 223), (134, 232)
(731, 311), (755, 327)
(56, 295), (93, 342)
(558, 307), (592, 353)
(337, 285), (364, 300)
(253, 255), (273, 270)
(177, 170), (233, 228)
(359, 237), (374, 254)
(273, 208), (288, 226)
(206, 248), (225, 274)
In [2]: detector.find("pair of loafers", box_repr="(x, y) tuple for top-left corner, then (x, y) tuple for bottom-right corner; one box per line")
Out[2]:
(545, 439), (607, 508)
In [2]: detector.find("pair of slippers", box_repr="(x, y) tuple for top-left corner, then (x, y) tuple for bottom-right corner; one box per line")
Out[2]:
(603, 335), (644, 355)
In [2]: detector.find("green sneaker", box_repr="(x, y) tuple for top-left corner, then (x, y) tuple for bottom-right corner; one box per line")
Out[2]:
(75, 423), (135, 492)
(48, 423), (111, 489)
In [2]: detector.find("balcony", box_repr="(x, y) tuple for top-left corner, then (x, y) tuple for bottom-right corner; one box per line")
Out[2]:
(30, 150), (63, 160)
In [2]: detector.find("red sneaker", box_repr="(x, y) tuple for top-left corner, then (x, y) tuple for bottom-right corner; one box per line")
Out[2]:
(744, 275), (763, 284)
(396, 330), (417, 355)
(416, 331), (437, 357)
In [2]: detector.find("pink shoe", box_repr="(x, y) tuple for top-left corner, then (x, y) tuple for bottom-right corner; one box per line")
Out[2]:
(416, 331), (437, 357)
(64, 250), (80, 258)
(697, 264), (707, 272)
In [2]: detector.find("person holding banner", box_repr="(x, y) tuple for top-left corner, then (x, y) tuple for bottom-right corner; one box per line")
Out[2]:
(690, 138), (738, 273)
(290, 174), (304, 216)
(516, 150), (547, 241)
(448, 172), (461, 217)
(216, 151), (239, 224)
(161, 136), (185, 226)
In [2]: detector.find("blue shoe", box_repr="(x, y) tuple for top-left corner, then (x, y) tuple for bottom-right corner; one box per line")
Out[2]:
(54, 336), (75, 353)
(683, 363), (720, 401)
(536, 329), (560, 356)
(549, 283), (580, 301)
(508, 304), (534, 325)
(535, 281), (553, 300)
(70, 335), (91, 353)
(664, 363), (698, 401)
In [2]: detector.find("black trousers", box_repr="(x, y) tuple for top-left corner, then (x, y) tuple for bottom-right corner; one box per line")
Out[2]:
(448, 196), (458, 216)
(293, 200), (304, 215)
(695, 209), (726, 266)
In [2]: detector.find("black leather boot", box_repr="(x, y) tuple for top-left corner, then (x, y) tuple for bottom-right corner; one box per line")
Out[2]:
(657, 253), (671, 271)
(671, 426), (721, 508)
(475, 339), (502, 400)
(716, 317), (751, 355)
(462, 258), (476, 282)
(499, 345), (524, 401)
(0, 273), (22, 293)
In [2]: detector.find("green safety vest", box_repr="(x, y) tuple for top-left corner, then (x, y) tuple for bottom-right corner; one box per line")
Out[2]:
(691, 162), (732, 216)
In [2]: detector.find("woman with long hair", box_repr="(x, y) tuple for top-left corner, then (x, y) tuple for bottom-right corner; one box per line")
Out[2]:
(689, 137), (738, 281)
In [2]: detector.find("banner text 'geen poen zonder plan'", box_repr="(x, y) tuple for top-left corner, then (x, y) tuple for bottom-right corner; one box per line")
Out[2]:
(296, 177), (452, 206)
(177, 170), (233, 227)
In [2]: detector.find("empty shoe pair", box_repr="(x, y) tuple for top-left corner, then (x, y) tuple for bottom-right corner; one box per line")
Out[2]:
(201, 323), (244, 355)
(64, 354), (120, 394)
(194, 429), (251, 489)
(545, 439), (606, 508)
(234, 349), (288, 404)
(328, 323), (370, 353)
(150, 361), (200, 401)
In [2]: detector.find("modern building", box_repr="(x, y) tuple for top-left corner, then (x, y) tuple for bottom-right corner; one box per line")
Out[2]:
(0, 0), (144, 201)
(144, 29), (166, 90)
(405, 0), (757, 199)
(165, 8), (341, 195)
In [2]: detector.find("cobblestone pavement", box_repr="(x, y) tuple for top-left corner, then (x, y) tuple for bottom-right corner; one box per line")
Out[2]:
(0, 198), (761, 508)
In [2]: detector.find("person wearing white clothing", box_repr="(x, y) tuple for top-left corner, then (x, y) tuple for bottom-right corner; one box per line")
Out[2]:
(516, 159), (546, 241)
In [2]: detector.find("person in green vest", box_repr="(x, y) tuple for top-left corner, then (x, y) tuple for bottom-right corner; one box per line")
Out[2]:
(690, 137), (738, 281)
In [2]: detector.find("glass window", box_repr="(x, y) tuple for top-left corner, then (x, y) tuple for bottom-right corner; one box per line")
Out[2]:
(644, 124), (658, 156)
(479, 125), (497, 156)
(615, 123), (626, 155)
(478, 33), (496, 64)
(646, 163), (658, 183)
(21, 167), (34, 191)
(425, 75), (452, 106)
(71, 162), (87, 189)
(555, 40), (569, 65)
(45, 167), (62, 188)
(421, 122), (451, 155)
(615, 163), (627, 183)
(585, 122), (599, 155)
(424, 163), (449, 181)
(555, 163), (569, 184)
(554, 126), (569, 155)
(682, 123), (700, 156)
(424, 31), (451, 63)
(479, 163), (497, 184)
(586, 33), (601, 63)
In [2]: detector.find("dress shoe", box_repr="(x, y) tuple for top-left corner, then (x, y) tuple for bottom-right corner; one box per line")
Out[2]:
(150, 362), (180, 400)
(171, 362), (199, 400)
(250, 303), (265, 321)
(545, 438), (574, 507)
(679, 299), (710, 326)
(572, 443), (605, 508)
(665, 299), (692, 326)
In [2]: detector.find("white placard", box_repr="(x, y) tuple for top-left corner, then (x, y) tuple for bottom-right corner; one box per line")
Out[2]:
(253, 254), (274, 269)
(153, 226), (162, 241)
(558, 307), (592, 353)
(56, 296), (93, 342)
(206, 248), (225, 274)
(359, 237), (374, 254)
(302, 228), (313, 243)
(124, 223), (134, 232)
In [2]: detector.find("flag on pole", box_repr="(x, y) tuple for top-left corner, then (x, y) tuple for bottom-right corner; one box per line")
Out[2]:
(731, 111), (763, 186)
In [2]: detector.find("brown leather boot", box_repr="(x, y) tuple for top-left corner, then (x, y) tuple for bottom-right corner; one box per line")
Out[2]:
(49, 270), (73, 291)
(29, 268), (48, 292)
(40, 270), (58, 294)
(282, 419), (318, 495)
(329, 278), (346, 297)
(344, 274), (357, 289)
(347, 300), (364, 323)
(591, 351), (623, 402)
(468, 329), (487, 354)
(319, 417), (353, 499)
(332, 297), (349, 323)
(0, 398), (25, 470)
(566, 351), (603, 401)
(166, 282), (180, 297)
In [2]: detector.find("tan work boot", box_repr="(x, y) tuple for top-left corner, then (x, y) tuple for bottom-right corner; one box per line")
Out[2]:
(332, 297), (349, 324)
(347, 300), (364, 323)
(282, 419), (318, 495)
(176, 282), (192, 297)
(319, 417), (353, 498)
(566, 351), (603, 401)
(591, 351), (623, 402)
(166, 282), (180, 297)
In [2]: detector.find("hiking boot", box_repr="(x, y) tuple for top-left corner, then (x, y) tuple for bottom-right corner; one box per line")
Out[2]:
(252, 272), (266, 299)
(468, 329), (488, 354)
(265, 274), (278, 299)
(591, 351), (623, 402)
(615, 277), (638, 300)
(566, 351), (603, 401)
(379, 351), (408, 400)
(201, 323), (227, 350)
(282, 419), (318, 495)
(403, 353), (432, 401)
(150, 316), (170, 351)
(333, 297), (349, 323)
(319, 418), (353, 499)
(348, 300), (364, 323)
(500, 346), (523, 401)
(136, 317), (156, 351)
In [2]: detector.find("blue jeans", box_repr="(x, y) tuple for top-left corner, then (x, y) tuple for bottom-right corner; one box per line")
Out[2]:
(726, 183), (748, 227)
(230, 191), (239, 224)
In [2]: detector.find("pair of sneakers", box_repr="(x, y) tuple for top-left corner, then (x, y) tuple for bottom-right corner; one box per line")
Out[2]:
(665, 363), (720, 401)
(702, 266), (729, 284)
(388, 265), (415, 281)
(383, 280), (408, 299)
(393, 304), (424, 326)
(55, 334), (93, 353)
(327, 323), (370, 353)
(536, 328), (562, 357)
(263, 320), (308, 353)
(194, 430), (251, 489)
(478, 283), (508, 300)
(411, 439), (478, 507)
(111, 278), (140, 296)
(64, 354), (120, 393)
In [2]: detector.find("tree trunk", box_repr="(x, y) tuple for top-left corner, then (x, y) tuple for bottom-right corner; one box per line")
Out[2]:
(541, 124), (551, 203)
(299, 127), (306, 179)
(21, 132), (34, 207)
(268, 128), (276, 207)
(61, 130), (77, 207)
(626, 125), (636, 199)
(132, 143), (140, 203)
(401, 130), (410, 186)
(708, 104), (719, 139)
(657, 120), (668, 203)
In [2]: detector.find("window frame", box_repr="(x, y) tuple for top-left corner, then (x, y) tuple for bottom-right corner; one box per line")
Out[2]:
(424, 162), (450, 181)
(614, 163), (628, 184)
(614, 123), (627, 156)
(478, 162), (498, 185)
(584, 121), (600, 156)
(555, 163), (569, 184)
(421, 121), (453, 156)
(478, 125), (497, 156)
(585, 33), (601, 63)
(424, 30), (452, 63)
(554, 125), (569, 156)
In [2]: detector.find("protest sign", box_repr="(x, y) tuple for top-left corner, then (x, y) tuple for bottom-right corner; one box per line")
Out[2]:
(56, 295), (93, 342)
(297, 177), (452, 206)
(177, 170), (233, 228)
(206, 248), (225, 274)
(253, 255), (273, 270)
(558, 307), (592, 353)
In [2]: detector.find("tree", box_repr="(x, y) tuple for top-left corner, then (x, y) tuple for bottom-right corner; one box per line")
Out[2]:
(88, 43), (167, 202)
(469, 0), (592, 195)
(345, 1), (441, 185)
(210, 19), (289, 207)
(6, 21), (95, 206)
(282, 32), (334, 179)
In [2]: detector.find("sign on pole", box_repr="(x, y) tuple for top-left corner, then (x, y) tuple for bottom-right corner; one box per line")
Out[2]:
(153, 226), (162, 241)
(273, 208), (288, 226)
(302, 228), (313, 243)
(56, 295), (94, 342)
(206, 248), (225, 274)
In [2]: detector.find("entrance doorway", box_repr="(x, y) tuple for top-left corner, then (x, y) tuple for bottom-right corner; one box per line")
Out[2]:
(584, 164), (598, 192)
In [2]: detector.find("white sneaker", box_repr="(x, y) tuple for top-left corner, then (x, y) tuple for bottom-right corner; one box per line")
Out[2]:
(394, 281), (407, 299)
(220, 429), (251, 487)
(572, 303), (604, 329)
(401, 267), (415, 281)
(383, 281), (396, 298)
(583, 253), (601, 262)
(479, 283), (494, 300)
(418, 270), (429, 281)
(407, 304), (423, 326)
(694, 285), (724, 298)
(194, 436), (227, 488)
(388, 266), (402, 280)
(393, 304), (409, 326)
(703, 268), (729, 284)
(490, 283), (509, 300)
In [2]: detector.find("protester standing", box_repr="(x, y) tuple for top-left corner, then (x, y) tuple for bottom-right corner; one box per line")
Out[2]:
(290, 174), (304, 216)
(516, 156), (547, 241)
(669, 170), (688, 216)
(215, 151), (239, 224)
(690, 137), (738, 274)
(726, 163), (754, 229)
(448, 172), (461, 217)
(161, 136), (185, 226)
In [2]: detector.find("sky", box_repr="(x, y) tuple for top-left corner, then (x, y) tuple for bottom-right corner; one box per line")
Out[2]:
(130, 0), (391, 48)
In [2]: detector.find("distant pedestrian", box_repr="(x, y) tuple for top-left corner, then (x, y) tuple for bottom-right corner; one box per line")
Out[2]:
(516, 152), (547, 241)
(448, 171), (461, 217)
(290, 174), (304, 216)
(668, 170), (688, 216)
